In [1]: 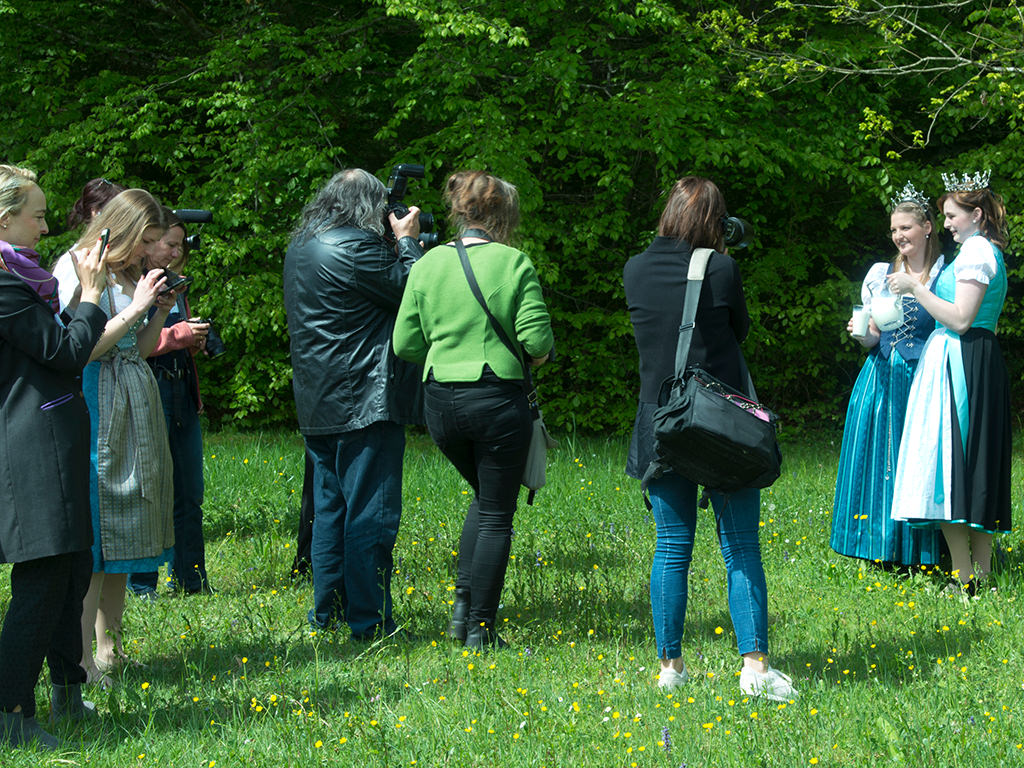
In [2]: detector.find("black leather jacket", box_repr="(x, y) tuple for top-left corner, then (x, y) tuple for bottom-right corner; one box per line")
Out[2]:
(283, 226), (424, 435)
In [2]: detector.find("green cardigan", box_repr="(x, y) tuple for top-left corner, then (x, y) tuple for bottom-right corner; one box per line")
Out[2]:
(393, 241), (553, 382)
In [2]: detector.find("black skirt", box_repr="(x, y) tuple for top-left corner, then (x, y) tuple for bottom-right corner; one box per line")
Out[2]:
(949, 328), (1012, 532)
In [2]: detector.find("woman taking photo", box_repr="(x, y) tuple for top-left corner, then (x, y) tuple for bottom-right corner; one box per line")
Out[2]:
(54, 189), (175, 685)
(623, 176), (796, 701)
(128, 210), (213, 598)
(393, 170), (553, 649)
(0, 166), (108, 749)
(831, 184), (944, 568)
(890, 171), (1011, 595)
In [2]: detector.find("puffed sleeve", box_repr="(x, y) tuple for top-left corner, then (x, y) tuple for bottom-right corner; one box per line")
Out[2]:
(861, 262), (890, 304)
(953, 236), (998, 284)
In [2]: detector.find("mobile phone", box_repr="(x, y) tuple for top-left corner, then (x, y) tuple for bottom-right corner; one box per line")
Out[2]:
(159, 268), (193, 296)
(98, 228), (110, 253)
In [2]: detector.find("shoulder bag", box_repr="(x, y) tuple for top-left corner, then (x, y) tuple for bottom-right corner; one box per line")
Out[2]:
(643, 248), (782, 504)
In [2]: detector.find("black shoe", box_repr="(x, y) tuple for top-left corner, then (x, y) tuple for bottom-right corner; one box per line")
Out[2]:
(51, 683), (98, 723)
(464, 625), (508, 651)
(448, 593), (470, 642)
(1, 711), (59, 750)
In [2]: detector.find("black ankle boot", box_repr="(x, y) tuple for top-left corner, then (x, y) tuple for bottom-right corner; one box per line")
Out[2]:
(464, 624), (508, 650)
(448, 593), (470, 642)
(51, 683), (98, 722)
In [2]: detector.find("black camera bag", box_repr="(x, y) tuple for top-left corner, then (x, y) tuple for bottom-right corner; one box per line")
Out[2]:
(643, 248), (781, 500)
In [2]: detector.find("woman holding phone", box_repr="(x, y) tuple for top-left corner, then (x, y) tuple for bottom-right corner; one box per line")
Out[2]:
(128, 209), (213, 598)
(0, 165), (107, 748)
(54, 189), (175, 686)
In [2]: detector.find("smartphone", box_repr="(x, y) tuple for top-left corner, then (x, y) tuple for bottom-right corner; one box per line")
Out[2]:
(98, 228), (110, 253)
(159, 268), (193, 296)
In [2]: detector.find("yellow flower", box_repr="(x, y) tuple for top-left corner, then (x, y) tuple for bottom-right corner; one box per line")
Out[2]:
(141, 682), (150, 690)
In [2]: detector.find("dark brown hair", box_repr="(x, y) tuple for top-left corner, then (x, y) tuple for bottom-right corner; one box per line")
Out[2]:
(937, 188), (1008, 251)
(657, 176), (728, 251)
(444, 171), (520, 245)
(67, 177), (126, 229)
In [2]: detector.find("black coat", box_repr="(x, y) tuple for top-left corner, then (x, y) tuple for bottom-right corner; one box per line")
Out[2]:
(0, 272), (106, 562)
(283, 227), (424, 435)
(623, 237), (752, 478)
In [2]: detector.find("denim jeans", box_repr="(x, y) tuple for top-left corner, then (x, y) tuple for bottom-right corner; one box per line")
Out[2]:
(305, 422), (405, 638)
(425, 377), (531, 630)
(648, 474), (767, 659)
(128, 373), (208, 594)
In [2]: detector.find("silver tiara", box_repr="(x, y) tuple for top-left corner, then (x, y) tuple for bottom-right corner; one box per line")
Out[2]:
(942, 169), (991, 192)
(889, 181), (929, 213)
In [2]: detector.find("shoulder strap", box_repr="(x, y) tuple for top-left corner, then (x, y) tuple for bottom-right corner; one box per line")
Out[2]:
(454, 239), (531, 386)
(673, 247), (714, 379)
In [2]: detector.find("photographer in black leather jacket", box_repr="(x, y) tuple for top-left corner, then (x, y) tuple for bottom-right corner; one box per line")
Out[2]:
(283, 168), (423, 640)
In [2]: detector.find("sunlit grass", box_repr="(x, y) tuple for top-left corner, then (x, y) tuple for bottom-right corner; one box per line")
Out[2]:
(2, 428), (1023, 766)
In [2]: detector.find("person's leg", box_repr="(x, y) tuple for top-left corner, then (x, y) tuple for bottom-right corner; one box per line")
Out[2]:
(712, 487), (768, 664)
(80, 572), (108, 684)
(94, 573), (127, 669)
(339, 422), (405, 638)
(648, 473), (698, 673)
(169, 394), (208, 592)
(45, 549), (91, 688)
(941, 522), (974, 585)
(969, 528), (994, 581)
(306, 434), (348, 630)
(461, 387), (532, 639)
(126, 571), (159, 597)
(291, 450), (316, 580)
(0, 555), (72, 719)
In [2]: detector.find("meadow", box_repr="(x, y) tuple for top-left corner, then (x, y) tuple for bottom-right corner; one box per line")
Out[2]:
(2, 428), (1023, 767)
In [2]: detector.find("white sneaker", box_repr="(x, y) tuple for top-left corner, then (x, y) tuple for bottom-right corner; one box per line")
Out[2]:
(740, 666), (798, 701)
(657, 664), (689, 689)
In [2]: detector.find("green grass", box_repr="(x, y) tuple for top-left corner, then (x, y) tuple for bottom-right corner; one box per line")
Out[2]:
(3, 429), (1024, 766)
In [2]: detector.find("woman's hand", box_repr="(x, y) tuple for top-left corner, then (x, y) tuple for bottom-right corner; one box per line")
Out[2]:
(74, 237), (109, 305)
(186, 318), (210, 352)
(886, 272), (918, 297)
(131, 268), (169, 313)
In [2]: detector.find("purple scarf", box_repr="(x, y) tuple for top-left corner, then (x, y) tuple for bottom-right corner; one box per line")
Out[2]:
(0, 239), (60, 314)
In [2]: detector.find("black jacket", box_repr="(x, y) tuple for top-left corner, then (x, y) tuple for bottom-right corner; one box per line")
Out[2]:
(622, 236), (752, 478)
(0, 272), (106, 562)
(283, 226), (424, 435)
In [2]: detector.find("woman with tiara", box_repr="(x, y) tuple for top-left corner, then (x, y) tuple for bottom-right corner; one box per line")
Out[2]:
(889, 171), (1011, 596)
(831, 183), (944, 568)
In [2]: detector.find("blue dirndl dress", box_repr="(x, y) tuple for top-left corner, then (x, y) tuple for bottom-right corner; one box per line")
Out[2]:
(831, 260), (944, 565)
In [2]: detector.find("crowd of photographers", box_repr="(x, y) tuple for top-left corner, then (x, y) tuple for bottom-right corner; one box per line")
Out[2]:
(1, 161), (804, 752)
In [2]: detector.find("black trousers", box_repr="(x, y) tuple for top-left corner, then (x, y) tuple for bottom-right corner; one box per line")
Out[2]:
(425, 376), (531, 629)
(0, 549), (90, 717)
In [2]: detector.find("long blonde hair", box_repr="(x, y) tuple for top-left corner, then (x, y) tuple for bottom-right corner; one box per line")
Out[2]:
(77, 189), (166, 281)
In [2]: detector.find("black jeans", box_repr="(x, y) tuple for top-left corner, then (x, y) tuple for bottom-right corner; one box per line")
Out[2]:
(0, 549), (90, 717)
(425, 376), (532, 630)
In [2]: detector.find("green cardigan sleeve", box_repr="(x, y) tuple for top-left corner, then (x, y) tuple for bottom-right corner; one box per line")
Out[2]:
(392, 269), (428, 365)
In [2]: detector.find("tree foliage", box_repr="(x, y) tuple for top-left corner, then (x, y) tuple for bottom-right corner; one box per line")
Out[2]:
(1, 0), (1021, 433)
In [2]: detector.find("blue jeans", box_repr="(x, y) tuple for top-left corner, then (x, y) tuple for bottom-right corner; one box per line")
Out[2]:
(425, 377), (531, 630)
(128, 373), (208, 594)
(305, 422), (405, 638)
(648, 474), (767, 659)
